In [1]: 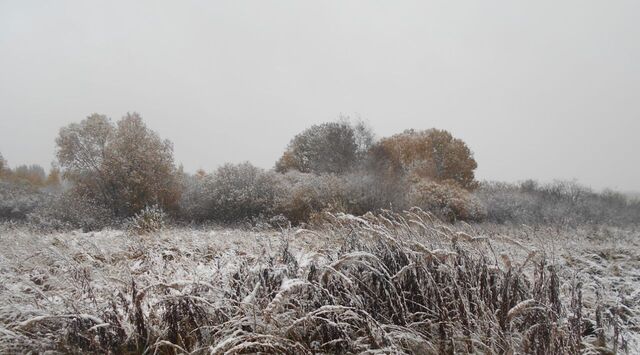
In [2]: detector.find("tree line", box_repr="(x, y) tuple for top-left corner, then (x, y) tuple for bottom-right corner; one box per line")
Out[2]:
(1, 112), (639, 230)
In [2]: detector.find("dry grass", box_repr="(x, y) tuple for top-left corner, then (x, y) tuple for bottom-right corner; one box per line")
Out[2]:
(0, 209), (638, 354)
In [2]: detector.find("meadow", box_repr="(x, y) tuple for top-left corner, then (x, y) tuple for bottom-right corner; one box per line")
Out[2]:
(1, 209), (638, 354)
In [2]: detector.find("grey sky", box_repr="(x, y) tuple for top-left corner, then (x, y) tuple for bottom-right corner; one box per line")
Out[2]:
(1, 1), (639, 191)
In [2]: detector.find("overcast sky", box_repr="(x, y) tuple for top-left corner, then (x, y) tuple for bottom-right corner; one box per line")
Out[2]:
(1, 1), (639, 191)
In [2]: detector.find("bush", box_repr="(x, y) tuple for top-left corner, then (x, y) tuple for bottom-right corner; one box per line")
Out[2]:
(177, 167), (353, 226)
(408, 179), (486, 222)
(341, 170), (409, 215)
(0, 180), (51, 220)
(128, 205), (166, 234)
(177, 171), (211, 222)
(203, 163), (285, 223)
(275, 172), (348, 225)
(475, 180), (640, 226)
(27, 191), (115, 231)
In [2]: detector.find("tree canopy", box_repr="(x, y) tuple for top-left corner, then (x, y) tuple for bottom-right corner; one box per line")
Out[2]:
(55, 112), (180, 216)
(275, 120), (374, 175)
(372, 129), (478, 190)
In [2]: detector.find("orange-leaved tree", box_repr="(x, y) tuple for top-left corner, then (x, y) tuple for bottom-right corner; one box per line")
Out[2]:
(371, 129), (478, 190)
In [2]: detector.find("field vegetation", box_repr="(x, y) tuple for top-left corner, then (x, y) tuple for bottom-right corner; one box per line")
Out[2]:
(1, 211), (638, 353)
(1, 114), (639, 353)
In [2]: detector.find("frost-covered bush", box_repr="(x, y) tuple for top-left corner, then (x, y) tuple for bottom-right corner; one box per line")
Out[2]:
(268, 214), (290, 229)
(128, 205), (166, 234)
(177, 167), (354, 225)
(341, 170), (409, 215)
(177, 172), (211, 221)
(476, 180), (640, 226)
(275, 171), (348, 224)
(177, 168), (366, 225)
(205, 163), (285, 223)
(0, 180), (51, 220)
(0, 152), (6, 176)
(408, 179), (486, 222)
(474, 181), (536, 223)
(27, 191), (115, 231)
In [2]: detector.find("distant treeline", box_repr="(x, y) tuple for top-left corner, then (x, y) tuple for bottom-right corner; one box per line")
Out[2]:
(1, 113), (638, 230)
(477, 180), (640, 227)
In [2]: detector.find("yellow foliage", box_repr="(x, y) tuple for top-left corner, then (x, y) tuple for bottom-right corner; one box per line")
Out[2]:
(374, 129), (478, 190)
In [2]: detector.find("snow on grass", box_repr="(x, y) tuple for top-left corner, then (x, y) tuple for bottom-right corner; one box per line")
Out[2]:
(0, 213), (638, 353)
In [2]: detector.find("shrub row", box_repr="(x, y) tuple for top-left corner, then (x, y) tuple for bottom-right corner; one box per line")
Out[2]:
(475, 180), (640, 226)
(4, 165), (639, 230)
(177, 162), (486, 226)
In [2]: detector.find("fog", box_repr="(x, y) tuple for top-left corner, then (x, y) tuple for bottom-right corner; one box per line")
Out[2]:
(1, 1), (639, 191)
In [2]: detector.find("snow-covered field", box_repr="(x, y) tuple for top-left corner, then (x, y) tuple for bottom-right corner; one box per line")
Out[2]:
(1, 211), (638, 354)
